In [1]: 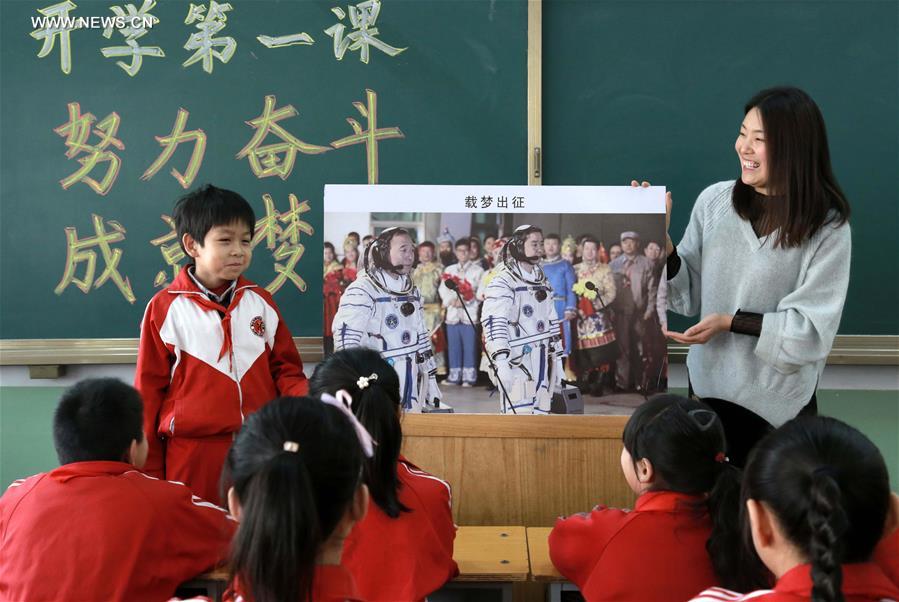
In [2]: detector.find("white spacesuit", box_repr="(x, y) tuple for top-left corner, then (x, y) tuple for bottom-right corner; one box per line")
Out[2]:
(480, 225), (563, 414)
(332, 228), (441, 412)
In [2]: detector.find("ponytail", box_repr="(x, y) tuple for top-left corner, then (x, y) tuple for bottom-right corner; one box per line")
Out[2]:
(808, 470), (848, 602)
(225, 397), (364, 602)
(310, 348), (409, 517)
(230, 452), (320, 602)
(354, 383), (409, 517)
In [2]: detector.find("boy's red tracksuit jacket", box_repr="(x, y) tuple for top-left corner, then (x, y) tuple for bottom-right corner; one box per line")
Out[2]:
(136, 266), (308, 502)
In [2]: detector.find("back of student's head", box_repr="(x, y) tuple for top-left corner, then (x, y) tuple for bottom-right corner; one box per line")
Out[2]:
(309, 348), (408, 518)
(53, 378), (144, 465)
(173, 184), (256, 253)
(623, 394), (754, 589)
(225, 396), (364, 602)
(743, 416), (890, 602)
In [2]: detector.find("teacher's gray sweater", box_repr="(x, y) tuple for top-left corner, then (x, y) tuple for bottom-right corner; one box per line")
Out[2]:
(668, 180), (851, 427)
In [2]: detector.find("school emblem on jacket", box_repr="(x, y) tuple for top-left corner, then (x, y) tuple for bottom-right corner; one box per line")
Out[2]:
(536, 320), (545, 332)
(250, 316), (265, 337)
(522, 304), (534, 317)
(385, 314), (399, 329)
(401, 331), (412, 344)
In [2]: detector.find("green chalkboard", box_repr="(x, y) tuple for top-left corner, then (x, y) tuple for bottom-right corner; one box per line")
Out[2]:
(543, 0), (899, 335)
(0, 0), (527, 338)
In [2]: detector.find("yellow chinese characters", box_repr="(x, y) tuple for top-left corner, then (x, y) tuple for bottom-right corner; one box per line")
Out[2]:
(331, 89), (404, 184)
(253, 194), (314, 294)
(237, 95), (331, 180)
(54, 102), (125, 195)
(142, 108), (206, 189)
(30, 1), (78, 75)
(150, 215), (186, 287)
(55, 214), (136, 304)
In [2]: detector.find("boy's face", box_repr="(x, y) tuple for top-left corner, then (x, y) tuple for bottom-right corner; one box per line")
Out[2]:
(418, 245), (434, 263)
(183, 220), (252, 289)
(455, 244), (470, 264)
(582, 241), (597, 262)
(544, 238), (560, 258)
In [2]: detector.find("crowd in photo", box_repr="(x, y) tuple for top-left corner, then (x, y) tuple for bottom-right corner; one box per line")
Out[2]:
(324, 226), (668, 397)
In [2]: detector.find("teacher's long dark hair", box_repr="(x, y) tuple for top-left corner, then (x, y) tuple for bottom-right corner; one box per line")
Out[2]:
(310, 348), (410, 518)
(742, 416), (890, 602)
(223, 397), (364, 602)
(732, 86), (850, 248)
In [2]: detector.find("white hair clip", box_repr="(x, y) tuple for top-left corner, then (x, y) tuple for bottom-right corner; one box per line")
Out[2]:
(356, 373), (379, 390)
(320, 392), (376, 458)
(283, 441), (300, 453)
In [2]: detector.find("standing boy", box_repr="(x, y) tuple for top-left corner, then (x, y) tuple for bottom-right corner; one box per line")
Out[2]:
(0, 378), (235, 601)
(439, 238), (485, 386)
(136, 185), (308, 503)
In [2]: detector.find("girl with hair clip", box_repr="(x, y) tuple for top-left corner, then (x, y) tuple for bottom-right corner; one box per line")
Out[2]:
(641, 86), (852, 467)
(309, 348), (458, 602)
(690, 416), (899, 602)
(221, 396), (374, 602)
(549, 395), (751, 601)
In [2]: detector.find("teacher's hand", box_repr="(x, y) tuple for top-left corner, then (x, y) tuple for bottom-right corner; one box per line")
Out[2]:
(664, 313), (733, 345)
(631, 180), (673, 255)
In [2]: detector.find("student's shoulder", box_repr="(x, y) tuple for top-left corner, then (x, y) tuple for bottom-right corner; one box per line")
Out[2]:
(398, 458), (452, 504)
(1, 472), (47, 506)
(120, 469), (228, 511)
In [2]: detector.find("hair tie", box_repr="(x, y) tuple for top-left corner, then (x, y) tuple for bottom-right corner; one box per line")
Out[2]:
(320, 392), (376, 458)
(356, 373), (378, 390)
(715, 451), (728, 464)
(283, 441), (300, 453)
(687, 408), (718, 431)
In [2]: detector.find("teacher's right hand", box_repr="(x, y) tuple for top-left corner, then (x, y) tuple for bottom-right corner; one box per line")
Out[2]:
(631, 180), (673, 255)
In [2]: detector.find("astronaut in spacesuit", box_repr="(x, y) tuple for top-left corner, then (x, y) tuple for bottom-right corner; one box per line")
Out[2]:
(332, 227), (441, 412)
(480, 225), (563, 414)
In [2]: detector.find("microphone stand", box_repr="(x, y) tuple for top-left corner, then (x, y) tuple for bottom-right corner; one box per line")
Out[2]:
(444, 278), (517, 415)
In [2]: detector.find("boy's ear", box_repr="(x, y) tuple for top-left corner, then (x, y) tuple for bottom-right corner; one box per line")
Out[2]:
(127, 434), (148, 469)
(182, 233), (201, 258)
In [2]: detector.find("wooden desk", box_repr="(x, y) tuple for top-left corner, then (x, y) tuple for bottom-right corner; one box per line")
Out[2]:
(182, 526), (530, 601)
(454, 526), (530, 582)
(526, 527), (578, 602)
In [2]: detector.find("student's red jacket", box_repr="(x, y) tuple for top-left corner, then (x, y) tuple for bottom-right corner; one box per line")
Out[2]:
(342, 456), (459, 601)
(549, 490), (718, 602)
(0, 461), (236, 602)
(136, 266), (308, 476)
(688, 559), (899, 602)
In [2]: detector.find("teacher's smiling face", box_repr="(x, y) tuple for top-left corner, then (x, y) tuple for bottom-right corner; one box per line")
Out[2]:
(735, 107), (769, 195)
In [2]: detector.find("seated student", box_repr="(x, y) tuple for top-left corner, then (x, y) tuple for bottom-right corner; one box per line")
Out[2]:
(310, 348), (458, 602)
(549, 395), (747, 601)
(0, 378), (235, 601)
(136, 184), (308, 504)
(690, 416), (899, 602)
(222, 396), (371, 602)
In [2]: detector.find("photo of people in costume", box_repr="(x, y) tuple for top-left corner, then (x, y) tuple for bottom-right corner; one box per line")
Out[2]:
(324, 186), (666, 414)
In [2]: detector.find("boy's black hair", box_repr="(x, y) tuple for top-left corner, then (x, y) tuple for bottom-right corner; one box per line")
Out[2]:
(544, 233), (561, 242)
(455, 237), (471, 249)
(53, 378), (144, 465)
(173, 184), (256, 254)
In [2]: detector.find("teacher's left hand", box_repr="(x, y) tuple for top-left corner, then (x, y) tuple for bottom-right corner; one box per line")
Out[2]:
(664, 313), (734, 345)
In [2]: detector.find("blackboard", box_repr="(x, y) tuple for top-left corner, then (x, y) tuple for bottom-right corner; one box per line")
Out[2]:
(542, 0), (899, 335)
(0, 0), (527, 338)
